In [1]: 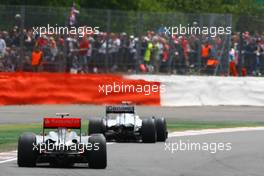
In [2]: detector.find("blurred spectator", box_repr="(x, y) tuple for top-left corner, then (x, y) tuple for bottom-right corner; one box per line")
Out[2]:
(0, 33), (6, 59)
(244, 36), (257, 75)
(258, 38), (264, 75)
(144, 37), (154, 72)
(68, 3), (79, 26)
(109, 33), (120, 71)
(201, 41), (211, 68)
(79, 36), (90, 72)
(31, 46), (43, 72)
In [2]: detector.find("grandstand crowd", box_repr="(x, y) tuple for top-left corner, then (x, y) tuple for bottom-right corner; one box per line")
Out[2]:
(0, 24), (263, 76)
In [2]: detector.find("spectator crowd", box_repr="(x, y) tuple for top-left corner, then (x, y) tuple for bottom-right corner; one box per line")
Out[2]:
(0, 24), (264, 76)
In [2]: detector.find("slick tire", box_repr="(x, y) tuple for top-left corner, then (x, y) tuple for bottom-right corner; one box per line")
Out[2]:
(17, 132), (38, 167)
(141, 118), (157, 143)
(88, 119), (106, 135)
(155, 118), (168, 142)
(88, 134), (107, 169)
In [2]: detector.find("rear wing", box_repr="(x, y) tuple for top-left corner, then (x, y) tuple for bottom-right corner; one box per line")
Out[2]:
(43, 117), (81, 129)
(106, 105), (135, 114)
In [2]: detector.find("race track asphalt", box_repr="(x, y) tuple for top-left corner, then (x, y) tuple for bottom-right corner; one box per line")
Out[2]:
(0, 105), (264, 176)
(0, 105), (264, 123)
(1, 130), (264, 176)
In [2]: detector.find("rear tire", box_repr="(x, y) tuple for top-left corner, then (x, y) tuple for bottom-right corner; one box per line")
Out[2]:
(155, 118), (167, 142)
(88, 119), (105, 135)
(17, 132), (38, 167)
(88, 134), (107, 169)
(141, 118), (157, 143)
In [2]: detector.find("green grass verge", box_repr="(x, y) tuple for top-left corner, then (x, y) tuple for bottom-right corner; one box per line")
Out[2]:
(1, 120), (264, 152)
(0, 123), (40, 152)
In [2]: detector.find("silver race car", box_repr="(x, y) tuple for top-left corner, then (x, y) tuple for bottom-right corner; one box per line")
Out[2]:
(88, 103), (168, 143)
(17, 113), (107, 168)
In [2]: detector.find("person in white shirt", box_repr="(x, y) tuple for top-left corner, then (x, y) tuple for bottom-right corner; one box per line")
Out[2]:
(0, 34), (6, 59)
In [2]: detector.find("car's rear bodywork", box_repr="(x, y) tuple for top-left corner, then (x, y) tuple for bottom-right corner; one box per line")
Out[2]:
(89, 104), (168, 143)
(17, 113), (107, 168)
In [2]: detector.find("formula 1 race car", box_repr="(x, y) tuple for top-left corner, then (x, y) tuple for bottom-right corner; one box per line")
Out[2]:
(88, 103), (168, 143)
(17, 113), (107, 168)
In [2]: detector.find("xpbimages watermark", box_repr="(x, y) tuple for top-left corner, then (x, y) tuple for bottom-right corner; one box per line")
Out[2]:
(98, 82), (166, 96)
(163, 23), (232, 37)
(32, 24), (100, 38)
(165, 140), (232, 154)
(32, 141), (100, 154)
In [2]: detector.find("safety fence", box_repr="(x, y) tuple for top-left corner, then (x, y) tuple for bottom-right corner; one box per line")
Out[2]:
(0, 5), (234, 76)
(0, 5), (263, 76)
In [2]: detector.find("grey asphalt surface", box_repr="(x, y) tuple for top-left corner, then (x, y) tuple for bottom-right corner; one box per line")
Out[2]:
(0, 105), (264, 124)
(1, 130), (264, 176)
(0, 105), (264, 176)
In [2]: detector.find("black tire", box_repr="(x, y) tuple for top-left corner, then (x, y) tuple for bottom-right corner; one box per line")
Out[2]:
(155, 118), (167, 142)
(141, 118), (157, 143)
(17, 132), (38, 167)
(88, 134), (107, 169)
(88, 119), (105, 135)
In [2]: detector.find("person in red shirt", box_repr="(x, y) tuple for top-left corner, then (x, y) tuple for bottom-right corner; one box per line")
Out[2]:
(181, 36), (190, 66)
(36, 35), (48, 49)
(79, 36), (90, 72)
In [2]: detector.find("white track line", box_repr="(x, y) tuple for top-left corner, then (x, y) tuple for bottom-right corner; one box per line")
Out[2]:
(168, 127), (264, 138)
(1, 127), (264, 164)
(0, 150), (17, 164)
(0, 158), (17, 164)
